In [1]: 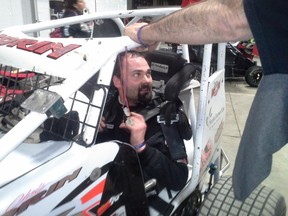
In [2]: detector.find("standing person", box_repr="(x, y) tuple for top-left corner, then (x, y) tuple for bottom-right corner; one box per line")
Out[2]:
(62, 0), (91, 38)
(124, 0), (288, 201)
(96, 51), (189, 191)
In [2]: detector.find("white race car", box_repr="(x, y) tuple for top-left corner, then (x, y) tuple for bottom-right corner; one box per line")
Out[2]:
(0, 8), (285, 216)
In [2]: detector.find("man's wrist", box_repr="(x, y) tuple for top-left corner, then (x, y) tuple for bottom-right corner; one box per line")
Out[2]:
(133, 142), (146, 152)
(137, 25), (149, 46)
(136, 25), (157, 47)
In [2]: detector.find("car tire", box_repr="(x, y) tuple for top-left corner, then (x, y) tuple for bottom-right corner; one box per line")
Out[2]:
(245, 66), (263, 87)
(198, 176), (286, 216)
(172, 189), (202, 216)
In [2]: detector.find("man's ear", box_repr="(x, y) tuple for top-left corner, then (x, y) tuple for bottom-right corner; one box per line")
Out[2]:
(113, 75), (121, 89)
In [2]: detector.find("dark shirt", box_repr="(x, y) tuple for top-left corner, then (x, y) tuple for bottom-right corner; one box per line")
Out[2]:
(243, 0), (288, 75)
(62, 9), (91, 38)
(96, 94), (188, 191)
(233, 0), (288, 200)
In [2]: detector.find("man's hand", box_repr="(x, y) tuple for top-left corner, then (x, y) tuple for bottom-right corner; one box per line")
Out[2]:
(99, 117), (106, 132)
(119, 112), (146, 148)
(124, 23), (159, 52)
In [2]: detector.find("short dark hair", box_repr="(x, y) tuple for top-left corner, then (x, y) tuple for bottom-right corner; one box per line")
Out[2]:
(64, 0), (78, 10)
(113, 51), (146, 78)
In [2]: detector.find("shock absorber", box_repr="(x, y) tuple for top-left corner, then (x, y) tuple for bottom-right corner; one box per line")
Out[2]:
(207, 163), (217, 192)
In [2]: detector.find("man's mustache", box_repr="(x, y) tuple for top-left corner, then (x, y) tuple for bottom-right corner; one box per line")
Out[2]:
(139, 83), (152, 91)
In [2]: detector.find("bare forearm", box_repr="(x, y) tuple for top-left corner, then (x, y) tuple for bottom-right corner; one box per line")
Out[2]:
(142, 0), (252, 44)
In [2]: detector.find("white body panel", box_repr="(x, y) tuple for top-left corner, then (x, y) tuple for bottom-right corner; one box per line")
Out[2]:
(0, 141), (119, 215)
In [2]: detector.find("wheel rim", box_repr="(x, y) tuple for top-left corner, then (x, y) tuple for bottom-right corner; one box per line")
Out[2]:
(252, 69), (262, 81)
(176, 189), (202, 216)
(250, 68), (263, 85)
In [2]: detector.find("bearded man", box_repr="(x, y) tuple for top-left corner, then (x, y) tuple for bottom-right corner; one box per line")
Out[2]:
(96, 51), (188, 191)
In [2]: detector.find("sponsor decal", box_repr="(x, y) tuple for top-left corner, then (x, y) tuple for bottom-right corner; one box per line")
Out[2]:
(97, 192), (123, 216)
(0, 34), (81, 60)
(151, 62), (169, 73)
(200, 139), (212, 173)
(211, 80), (221, 98)
(214, 121), (224, 143)
(4, 168), (82, 216)
(206, 107), (225, 129)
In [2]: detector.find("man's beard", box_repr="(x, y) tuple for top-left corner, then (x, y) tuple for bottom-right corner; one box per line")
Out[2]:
(138, 83), (152, 105)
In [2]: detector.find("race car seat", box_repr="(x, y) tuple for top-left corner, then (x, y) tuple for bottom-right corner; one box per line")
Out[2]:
(144, 50), (198, 214)
(144, 50), (197, 159)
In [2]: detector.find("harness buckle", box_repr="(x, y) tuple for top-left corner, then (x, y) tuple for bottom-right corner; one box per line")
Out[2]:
(157, 114), (179, 125)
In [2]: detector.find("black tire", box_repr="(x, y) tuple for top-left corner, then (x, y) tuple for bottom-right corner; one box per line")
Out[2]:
(172, 189), (202, 216)
(198, 176), (286, 216)
(245, 66), (263, 87)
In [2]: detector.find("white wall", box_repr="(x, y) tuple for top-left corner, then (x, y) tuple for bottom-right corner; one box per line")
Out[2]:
(37, 0), (50, 22)
(85, 0), (96, 13)
(95, 0), (127, 12)
(0, 0), (50, 37)
(0, 0), (26, 29)
(36, 0), (51, 37)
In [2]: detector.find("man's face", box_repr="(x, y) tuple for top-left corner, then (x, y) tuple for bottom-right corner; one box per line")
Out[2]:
(115, 54), (153, 106)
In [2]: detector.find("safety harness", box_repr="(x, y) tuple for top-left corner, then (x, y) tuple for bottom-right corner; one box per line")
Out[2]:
(140, 98), (191, 161)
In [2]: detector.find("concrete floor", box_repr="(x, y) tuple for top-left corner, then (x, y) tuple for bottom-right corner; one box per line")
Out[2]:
(221, 79), (288, 204)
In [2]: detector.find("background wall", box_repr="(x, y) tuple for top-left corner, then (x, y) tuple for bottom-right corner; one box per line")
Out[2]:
(36, 0), (50, 37)
(0, 0), (34, 29)
(94, 0), (127, 12)
(0, 0), (49, 36)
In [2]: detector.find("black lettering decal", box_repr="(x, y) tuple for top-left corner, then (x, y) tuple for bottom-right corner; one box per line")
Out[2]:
(17, 190), (46, 215)
(2, 208), (18, 216)
(5, 168), (82, 215)
(54, 168), (82, 190)
(45, 181), (59, 197)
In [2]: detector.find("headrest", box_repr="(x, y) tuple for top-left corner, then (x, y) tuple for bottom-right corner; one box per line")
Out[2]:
(145, 50), (187, 83)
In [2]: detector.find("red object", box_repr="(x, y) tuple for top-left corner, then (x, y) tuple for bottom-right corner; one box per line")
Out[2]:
(252, 44), (259, 57)
(181, 0), (201, 7)
(50, 28), (63, 38)
(0, 84), (29, 103)
(0, 70), (35, 78)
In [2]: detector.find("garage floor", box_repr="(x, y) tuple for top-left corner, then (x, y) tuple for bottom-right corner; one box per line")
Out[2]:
(221, 79), (288, 204)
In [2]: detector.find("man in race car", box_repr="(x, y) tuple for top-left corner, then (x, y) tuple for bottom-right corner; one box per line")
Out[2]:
(96, 51), (189, 191)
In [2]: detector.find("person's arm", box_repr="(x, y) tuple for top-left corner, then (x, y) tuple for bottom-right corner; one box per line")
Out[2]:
(119, 112), (188, 190)
(119, 112), (147, 152)
(125, 0), (252, 46)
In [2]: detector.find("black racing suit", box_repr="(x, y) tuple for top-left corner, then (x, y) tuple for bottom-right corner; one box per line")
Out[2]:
(96, 94), (188, 191)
